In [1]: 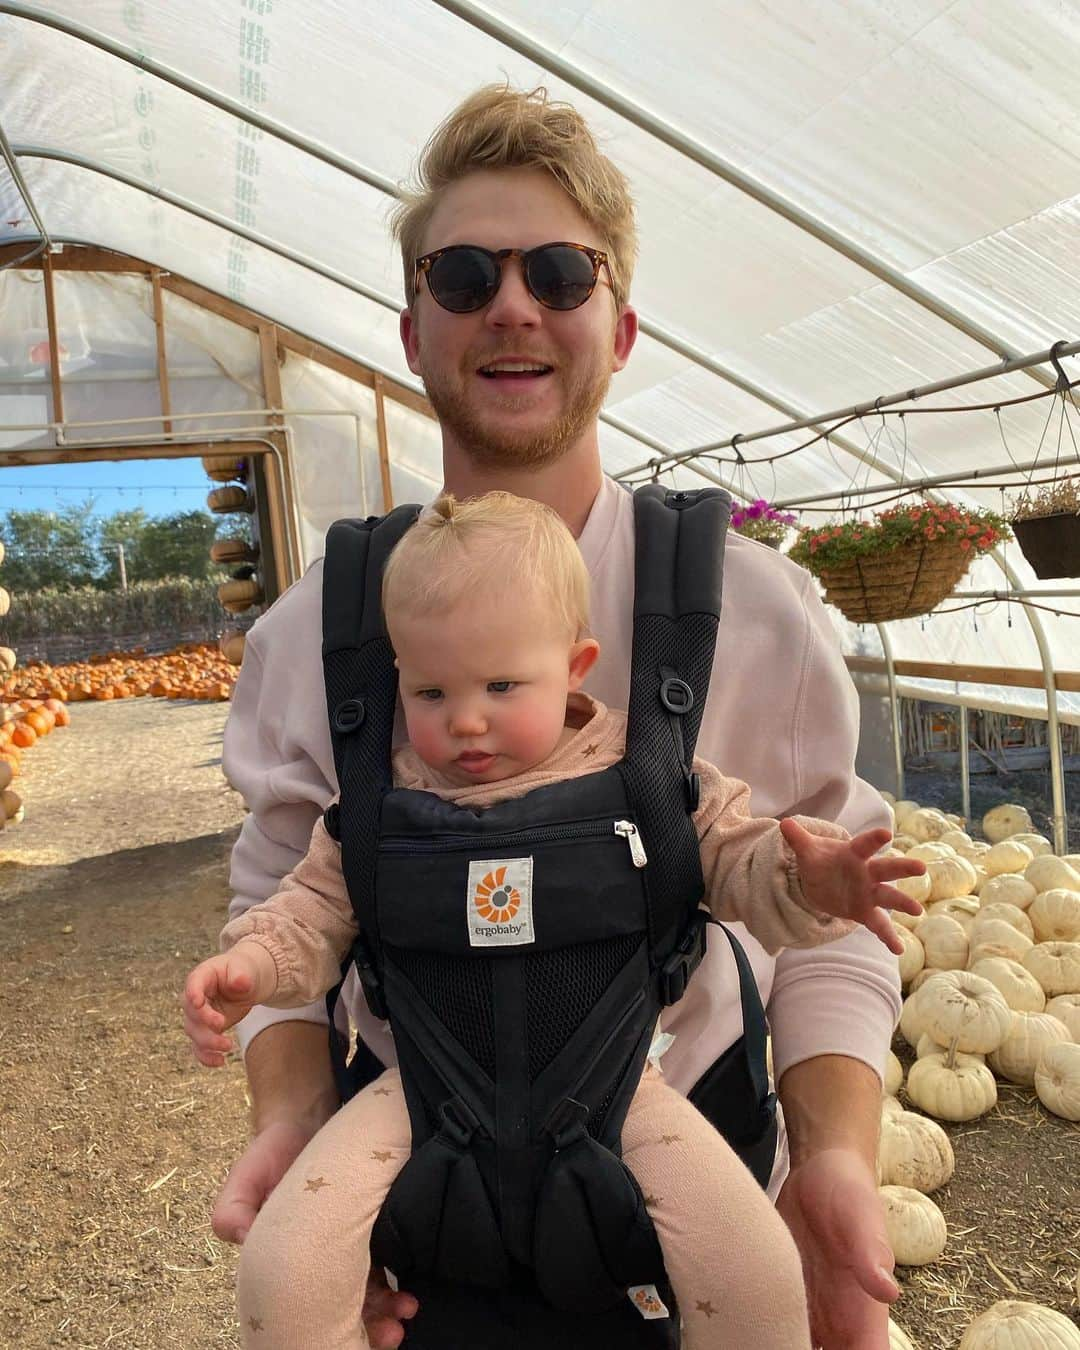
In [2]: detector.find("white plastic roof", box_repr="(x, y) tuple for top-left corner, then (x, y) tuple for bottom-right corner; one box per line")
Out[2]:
(1, 0), (1079, 721)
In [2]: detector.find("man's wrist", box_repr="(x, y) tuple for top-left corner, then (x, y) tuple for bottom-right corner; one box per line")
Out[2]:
(777, 1053), (882, 1172)
(245, 1019), (340, 1136)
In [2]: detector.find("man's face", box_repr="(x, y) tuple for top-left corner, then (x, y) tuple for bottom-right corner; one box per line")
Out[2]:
(400, 167), (636, 471)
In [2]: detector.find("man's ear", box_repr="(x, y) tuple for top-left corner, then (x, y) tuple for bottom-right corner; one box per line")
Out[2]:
(400, 306), (422, 376)
(567, 638), (601, 691)
(611, 304), (638, 373)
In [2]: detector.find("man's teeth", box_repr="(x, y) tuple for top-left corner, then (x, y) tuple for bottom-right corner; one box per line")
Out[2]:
(480, 362), (549, 374)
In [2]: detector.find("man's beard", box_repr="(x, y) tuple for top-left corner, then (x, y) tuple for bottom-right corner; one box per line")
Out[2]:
(419, 348), (612, 472)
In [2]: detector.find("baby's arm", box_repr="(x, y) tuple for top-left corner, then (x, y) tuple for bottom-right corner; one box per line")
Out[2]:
(182, 811), (358, 1063)
(693, 759), (924, 954)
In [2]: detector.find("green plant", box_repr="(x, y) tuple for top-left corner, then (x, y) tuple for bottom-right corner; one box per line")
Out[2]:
(787, 501), (1010, 571)
(1010, 476), (1080, 521)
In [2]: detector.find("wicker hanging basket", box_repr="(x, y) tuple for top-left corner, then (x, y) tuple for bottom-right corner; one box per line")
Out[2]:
(813, 536), (974, 624)
(1011, 512), (1080, 579)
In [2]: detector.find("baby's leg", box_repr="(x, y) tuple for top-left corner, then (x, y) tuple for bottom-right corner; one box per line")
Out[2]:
(622, 1070), (811, 1350)
(236, 1066), (411, 1350)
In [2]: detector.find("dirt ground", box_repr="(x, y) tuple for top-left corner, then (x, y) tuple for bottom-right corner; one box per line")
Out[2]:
(0, 699), (1077, 1348)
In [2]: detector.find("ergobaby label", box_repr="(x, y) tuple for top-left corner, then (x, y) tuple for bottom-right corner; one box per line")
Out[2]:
(466, 857), (534, 948)
(627, 1284), (670, 1320)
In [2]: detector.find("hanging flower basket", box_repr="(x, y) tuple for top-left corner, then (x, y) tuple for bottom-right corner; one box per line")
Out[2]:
(1010, 479), (1080, 579)
(729, 499), (798, 549)
(787, 503), (1010, 624)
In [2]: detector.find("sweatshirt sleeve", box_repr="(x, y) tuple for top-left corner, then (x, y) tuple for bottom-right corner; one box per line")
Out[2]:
(766, 569), (902, 1087)
(220, 814), (356, 1007)
(693, 760), (855, 954)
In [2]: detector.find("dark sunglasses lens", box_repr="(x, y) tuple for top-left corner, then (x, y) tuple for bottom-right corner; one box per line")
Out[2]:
(427, 248), (498, 312)
(527, 245), (598, 309)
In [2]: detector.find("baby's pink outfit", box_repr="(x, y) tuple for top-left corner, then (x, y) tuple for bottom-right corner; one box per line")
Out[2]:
(225, 694), (849, 1349)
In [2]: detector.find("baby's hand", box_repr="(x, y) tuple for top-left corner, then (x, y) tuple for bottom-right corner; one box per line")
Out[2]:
(182, 946), (277, 1067)
(779, 819), (927, 956)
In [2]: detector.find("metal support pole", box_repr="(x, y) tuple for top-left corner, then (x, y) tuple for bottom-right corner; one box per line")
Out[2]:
(877, 623), (904, 800)
(958, 704), (971, 828)
(116, 542), (127, 593)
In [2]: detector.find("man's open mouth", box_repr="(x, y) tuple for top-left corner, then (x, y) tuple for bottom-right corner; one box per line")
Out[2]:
(477, 360), (553, 380)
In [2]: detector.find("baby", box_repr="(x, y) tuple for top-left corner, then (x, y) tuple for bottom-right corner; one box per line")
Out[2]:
(185, 492), (923, 1350)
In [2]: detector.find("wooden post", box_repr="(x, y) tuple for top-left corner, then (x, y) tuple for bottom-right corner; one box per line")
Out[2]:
(151, 266), (172, 435)
(257, 322), (300, 589)
(42, 251), (64, 430)
(373, 371), (394, 512)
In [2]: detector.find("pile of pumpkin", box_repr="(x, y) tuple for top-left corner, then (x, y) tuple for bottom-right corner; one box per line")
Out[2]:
(1, 642), (237, 706)
(0, 656), (68, 827)
(875, 797), (1080, 1348)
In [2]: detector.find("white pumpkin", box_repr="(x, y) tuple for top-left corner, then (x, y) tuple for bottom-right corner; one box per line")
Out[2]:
(878, 1109), (955, 1193)
(974, 903), (1035, 941)
(1045, 993), (1080, 1040)
(958, 1299), (1080, 1349)
(893, 870), (932, 907)
(944, 812), (967, 829)
(879, 1185), (947, 1265)
(898, 990), (931, 1049)
(926, 854), (978, 901)
(1009, 833), (1053, 858)
(881, 1093), (905, 1120)
(982, 839), (1035, 878)
(917, 914), (969, 970)
(971, 864), (991, 896)
(968, 957), (1046, 1013)
(907, 1050), (998, 1120)
(1023, 941), (1080, 997)
(908, 841), (956, 863)
(917, 969), (1013, 1055)
(982, 803), (1034, 844)
(1034, 1042), (1080, 1120)
(1029, 888), (1080, 943)
(926, 897), (980, 932)
(879, 789), (897, 806)
(968, 919), (1034, 967)
(1064, 854), (1080, 871)
(909, 967), (944, 994)
(895, 926), (925, 986)
(917, 1031), (984, 1063)
(957, 839), (992, 865)
(986, 1011), (1070, 1086)
(892, 833), (917, 853)
(978, 874), (1038, 911)
(1024, 855), (1080, 896)
(893, 800), (922, 829)
(884, 1051), (904, 1097)
(939, 829), (974, 852)
(888, 1320), (917, 1350)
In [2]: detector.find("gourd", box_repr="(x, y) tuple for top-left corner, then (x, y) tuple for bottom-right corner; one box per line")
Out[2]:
(968, 957), (1046, 1013)
(888, 1321), (917, 1350)
(926, 897), (980, 931)
(967, 919), (1033, 967)
(1029, 888), (1080, 943)
(978, 874), (1037, 911)
(907, 807), (951, 843)
(974, 903), (1034, 941)
(982, 804), (1034, 843)
(878, 1109), (954, 1193)
(1010, 833), (1053, 857)
(982, 840), (1034, 877)
(883, 1051), (904, 1097)
(958, 1300), (1080, 1348)
(986, 1011), (1070, 1086)
(1045, 993), (1080, 1039)
(917, 970), (1013, 1054)
(1034, 1042), (1080, 1121)
(926, 854), (978, 901)
(907, 1050), (998, 1120)
(916, 914), (969, 970)
(895, 927), (924, 986)
(1023, 942), (1080, 997)
(1024, 855), (1080, 895)
(879, 1186), (947, 1265)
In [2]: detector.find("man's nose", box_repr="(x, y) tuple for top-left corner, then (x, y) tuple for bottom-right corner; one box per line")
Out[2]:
(484, 258), (541, 329)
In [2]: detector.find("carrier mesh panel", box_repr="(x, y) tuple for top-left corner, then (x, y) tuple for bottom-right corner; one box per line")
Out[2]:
(385, 944), (497, 1079)
(522, 933), (644, 1079)
(589, 1041), (640, 1140)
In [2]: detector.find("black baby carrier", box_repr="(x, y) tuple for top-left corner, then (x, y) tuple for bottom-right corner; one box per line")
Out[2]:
(321, 484), (778, 1349)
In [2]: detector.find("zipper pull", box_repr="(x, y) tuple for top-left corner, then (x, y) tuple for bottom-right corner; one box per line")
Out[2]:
(614, 820), (648, 868)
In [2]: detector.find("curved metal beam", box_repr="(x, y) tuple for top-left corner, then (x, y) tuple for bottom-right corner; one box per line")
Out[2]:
(0, 114), (51, 246)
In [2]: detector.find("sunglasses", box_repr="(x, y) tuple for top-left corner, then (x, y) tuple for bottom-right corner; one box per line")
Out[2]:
(414, 241), (612, 313)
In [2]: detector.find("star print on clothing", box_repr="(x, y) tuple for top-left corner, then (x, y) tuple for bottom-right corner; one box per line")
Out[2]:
(695, 1301), (716, 1318)
(643, 1194), (662, 1208)
(304, 1176), (330, 1192)
(372, 1149), (394, 1162)
(248, 1316), (264, 1331)
(660, 1134), (682, 1145)
(373, 1087), (392, 1096)
(581, 743), (599, 757)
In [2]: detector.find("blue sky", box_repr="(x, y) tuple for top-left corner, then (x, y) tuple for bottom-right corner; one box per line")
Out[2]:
(0, 455), (213, 521)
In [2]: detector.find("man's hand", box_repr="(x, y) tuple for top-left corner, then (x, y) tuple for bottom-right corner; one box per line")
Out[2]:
(777, 1147), (898, 1350)
(211, 1119), (314, 1244)
(780, 820), (926, 955)
(183, 945), (278, 1066)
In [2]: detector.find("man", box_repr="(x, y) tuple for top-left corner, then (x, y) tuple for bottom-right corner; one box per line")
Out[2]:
(210, 85), (902, 1349)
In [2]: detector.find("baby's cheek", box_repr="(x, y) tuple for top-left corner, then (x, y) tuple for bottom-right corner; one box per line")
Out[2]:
(405, 711), (446, 767)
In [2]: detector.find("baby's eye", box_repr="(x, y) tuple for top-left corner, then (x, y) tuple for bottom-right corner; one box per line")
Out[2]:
(417, 688), (443, 702)
(488, 681), (514, 694)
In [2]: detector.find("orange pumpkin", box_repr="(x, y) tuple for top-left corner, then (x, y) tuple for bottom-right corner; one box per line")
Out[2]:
(11, 722), (36, 748)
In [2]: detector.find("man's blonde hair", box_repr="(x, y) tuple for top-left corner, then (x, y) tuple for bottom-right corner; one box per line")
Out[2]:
(382, 492), (590, 639)
(391, 84), (637, 310)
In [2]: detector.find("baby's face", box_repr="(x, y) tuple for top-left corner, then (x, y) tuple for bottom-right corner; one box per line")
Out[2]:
(391, 594), (587, 788)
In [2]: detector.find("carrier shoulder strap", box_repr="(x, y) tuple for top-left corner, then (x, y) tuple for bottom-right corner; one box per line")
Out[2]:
(322, 506), (421, 994)
(624, 484), (731, 962)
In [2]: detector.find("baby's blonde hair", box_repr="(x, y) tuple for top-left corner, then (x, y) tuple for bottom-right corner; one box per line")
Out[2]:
(382, 492), (590, 638)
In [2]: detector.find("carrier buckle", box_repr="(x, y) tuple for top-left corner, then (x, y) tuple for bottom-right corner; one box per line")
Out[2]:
(659, 676), (694, 714)
(543, 1097), (589, 1151)
(660, 911), (708, 1006)
(437, 1095), (481, 1150)
(332, 698), (366, 734)
(352, 941), (387, 1020)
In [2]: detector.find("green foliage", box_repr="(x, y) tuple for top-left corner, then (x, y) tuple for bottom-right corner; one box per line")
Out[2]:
(787, 501), (1011, 572)
(0, 502), (99, 590)
(0, 576), (223, 643)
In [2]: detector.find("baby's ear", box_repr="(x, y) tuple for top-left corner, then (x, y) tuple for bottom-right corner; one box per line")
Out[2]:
(567, 637), (600, 690)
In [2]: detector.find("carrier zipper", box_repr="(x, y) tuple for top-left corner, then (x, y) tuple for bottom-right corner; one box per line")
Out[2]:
(614, 819), (648, 868)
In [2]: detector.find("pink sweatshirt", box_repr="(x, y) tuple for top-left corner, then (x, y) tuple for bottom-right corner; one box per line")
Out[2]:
(220, 693), (852, 1004)
(222, 475), (900, 1195)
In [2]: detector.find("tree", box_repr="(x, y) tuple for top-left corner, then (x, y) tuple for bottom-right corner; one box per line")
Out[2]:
(97, 507), (150, 587)
(130, 510), (227, 582)
(0, 501), (98, 591)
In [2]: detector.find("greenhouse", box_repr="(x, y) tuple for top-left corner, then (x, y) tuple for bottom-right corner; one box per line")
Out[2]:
(0, 3), (1078, 1348)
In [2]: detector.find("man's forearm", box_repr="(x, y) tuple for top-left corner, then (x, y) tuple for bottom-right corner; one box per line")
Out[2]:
(245, 1020), (340, 1135)
(777, 1053), (882, 1171)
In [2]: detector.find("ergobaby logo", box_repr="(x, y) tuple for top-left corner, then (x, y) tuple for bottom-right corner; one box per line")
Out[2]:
(467, 858), (534, 948)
